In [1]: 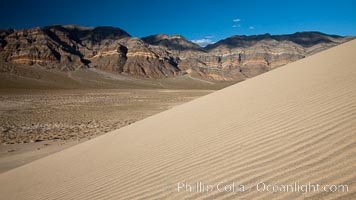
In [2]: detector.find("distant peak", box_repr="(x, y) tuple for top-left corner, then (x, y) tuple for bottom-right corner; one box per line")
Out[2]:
(61, 24), (93, 30)
(141, 34), (204, 51)
(142, 34), (185, 41)
(170, 34), (183, 39)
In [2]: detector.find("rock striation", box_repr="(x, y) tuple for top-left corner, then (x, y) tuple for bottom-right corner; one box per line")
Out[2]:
(0, 25), (354, 80)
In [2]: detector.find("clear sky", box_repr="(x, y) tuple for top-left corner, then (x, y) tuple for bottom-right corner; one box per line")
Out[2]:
(1, 0), (355, 46)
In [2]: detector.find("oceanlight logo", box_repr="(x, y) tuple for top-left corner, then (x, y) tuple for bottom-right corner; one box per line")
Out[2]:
(256, 182), (349, 193)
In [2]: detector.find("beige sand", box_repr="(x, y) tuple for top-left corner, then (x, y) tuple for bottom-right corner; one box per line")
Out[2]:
(0, 40), (355, 199)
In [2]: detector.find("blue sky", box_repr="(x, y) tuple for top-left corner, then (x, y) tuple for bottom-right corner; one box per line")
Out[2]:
(1, 0), (355, 46)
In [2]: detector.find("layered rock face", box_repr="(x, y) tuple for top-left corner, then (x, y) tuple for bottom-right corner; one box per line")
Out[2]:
(164, 33), (352, 80)
(0, 25), (353, 80)
(1, 26), (125, 71)
(121, 38), (180, 77)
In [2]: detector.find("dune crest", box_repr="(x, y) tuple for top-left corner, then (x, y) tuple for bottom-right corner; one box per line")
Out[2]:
(0, 40), (355, 199)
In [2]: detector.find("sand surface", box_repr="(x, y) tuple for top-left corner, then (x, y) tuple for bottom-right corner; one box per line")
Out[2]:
(0, 40), (355, 199)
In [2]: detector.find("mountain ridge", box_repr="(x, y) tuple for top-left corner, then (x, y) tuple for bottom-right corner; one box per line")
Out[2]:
(0, 25), (354, 81)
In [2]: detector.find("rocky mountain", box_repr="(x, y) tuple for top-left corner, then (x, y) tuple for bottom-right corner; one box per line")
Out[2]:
(0, 25), (354, 80)
(142, 34), (204, 51)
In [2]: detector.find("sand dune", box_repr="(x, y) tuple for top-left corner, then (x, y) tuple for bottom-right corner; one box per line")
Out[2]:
(0, 40), (355, 199)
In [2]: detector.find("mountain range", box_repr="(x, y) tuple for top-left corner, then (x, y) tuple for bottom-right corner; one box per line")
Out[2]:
(0, 25), (354, 82)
